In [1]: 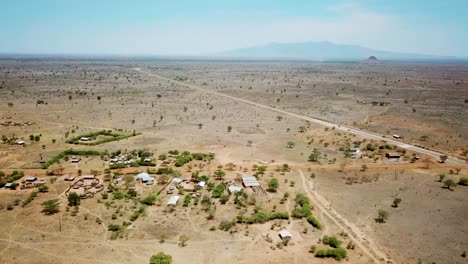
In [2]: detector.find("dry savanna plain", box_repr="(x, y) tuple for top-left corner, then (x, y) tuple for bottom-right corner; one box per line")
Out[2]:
(0, 59), (467, 264)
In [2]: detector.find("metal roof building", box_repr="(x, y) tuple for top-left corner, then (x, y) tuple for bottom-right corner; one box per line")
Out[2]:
(242, 176), (260, 187)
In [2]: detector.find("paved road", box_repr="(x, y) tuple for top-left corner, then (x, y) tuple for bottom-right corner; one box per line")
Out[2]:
(136, 68), (466, 166)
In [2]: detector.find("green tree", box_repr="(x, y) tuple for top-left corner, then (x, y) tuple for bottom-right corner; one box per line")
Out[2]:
(444, 179), (456, 190)
(459, 177), (468, 186)
(67, 192), (81, 206)
(308, 148), (321, 162)
(41, 199), (60, 215)
(267, 178), (279, 192)
(213, 170), (225, 180)
(287, 141), (295, 148)
(149, 252), (172, 264)
(227, 125), (232, 132)
(377, 209), (389, 223)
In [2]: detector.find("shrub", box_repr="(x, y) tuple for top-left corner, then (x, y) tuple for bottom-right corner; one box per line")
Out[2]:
(183, 194), (191, 207)
(22, 192), (38, 207)
(458, 177), (468, 186)
(141, 192), (158, 205)
(322, 236), (341, 248)
(306, 215), (323, 229)
(212, 183), (225, 198)
(219, 220), (236, 231)
(315, 247), (347, 260)
(149, 252), (172, 264)
(108, 224), (120, 231)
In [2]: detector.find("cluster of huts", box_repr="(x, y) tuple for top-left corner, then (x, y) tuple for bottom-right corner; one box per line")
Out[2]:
(67, 175), (104, 199)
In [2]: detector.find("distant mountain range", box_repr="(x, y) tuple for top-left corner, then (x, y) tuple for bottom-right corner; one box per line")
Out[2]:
(217, 41), (457, 61)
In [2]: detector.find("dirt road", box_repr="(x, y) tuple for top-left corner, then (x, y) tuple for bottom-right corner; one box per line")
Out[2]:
(135, 68), (466, 166)
(297, 170), (391, 263)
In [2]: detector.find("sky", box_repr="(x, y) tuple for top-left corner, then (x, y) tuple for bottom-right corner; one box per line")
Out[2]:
(1, 0), (468, 56)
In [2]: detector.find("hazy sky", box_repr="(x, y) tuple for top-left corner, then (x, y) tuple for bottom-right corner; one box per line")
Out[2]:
(2, 0), (467, 56)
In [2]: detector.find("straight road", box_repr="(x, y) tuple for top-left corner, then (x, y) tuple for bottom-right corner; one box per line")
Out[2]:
(135, 68), (466, 166)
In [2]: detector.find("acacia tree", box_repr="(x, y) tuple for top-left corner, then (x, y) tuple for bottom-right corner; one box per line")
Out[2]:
(377, 209), (389, 223)
(67, 192), (81, 206)
(287, 141), (295, 148)
(213, 170), (226, 180)
(42, 199), (60, 215)
(443, 179), (456, 191)
(308, 148), (321, 162)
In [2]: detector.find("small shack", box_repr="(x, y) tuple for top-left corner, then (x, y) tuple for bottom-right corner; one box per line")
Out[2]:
(17, 140), (25, 145)
(228, 185), (242, 194)
(167, 195), (180, 206)
(393, 134), (401, 139)
(64, 176), (75, 181)
(386, 152), (401, 159)
(83, 175), (95, 180)
(70, 157), (81, 163)
(171, 178), (183, 185)
(25, 176), (37, 182)
(279, 230), (292, 240)
(80, 137), (90, 141)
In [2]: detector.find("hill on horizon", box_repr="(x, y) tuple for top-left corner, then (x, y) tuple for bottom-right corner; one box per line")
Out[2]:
(217, 41), (457, 61)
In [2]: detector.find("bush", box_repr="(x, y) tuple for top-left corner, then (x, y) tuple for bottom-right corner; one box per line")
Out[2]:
(141, 192), (158, 205)
(292, 194), (313, 218)
(212, 183), (225, 198)
(108, 224), (120, 231)
(236, 210), (289, 224)
(22, 192), (38, 207)
(459, 177), (468, 186)
(150, 252), (172, 264)
(322, 236), (341, 248)
(306, 215), (323, 229)
(183, 194), (191, 207)
(219, 219), (236, 231)
(315, 247), (347, 260)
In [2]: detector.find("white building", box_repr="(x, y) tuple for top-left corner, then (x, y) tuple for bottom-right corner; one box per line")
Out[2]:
(171, 178), (183, 185)
(167, 195), (180, 206)
(228, 185), (242, 194)
(136, 172), (154, 183)
(279, 230), (292, 240)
